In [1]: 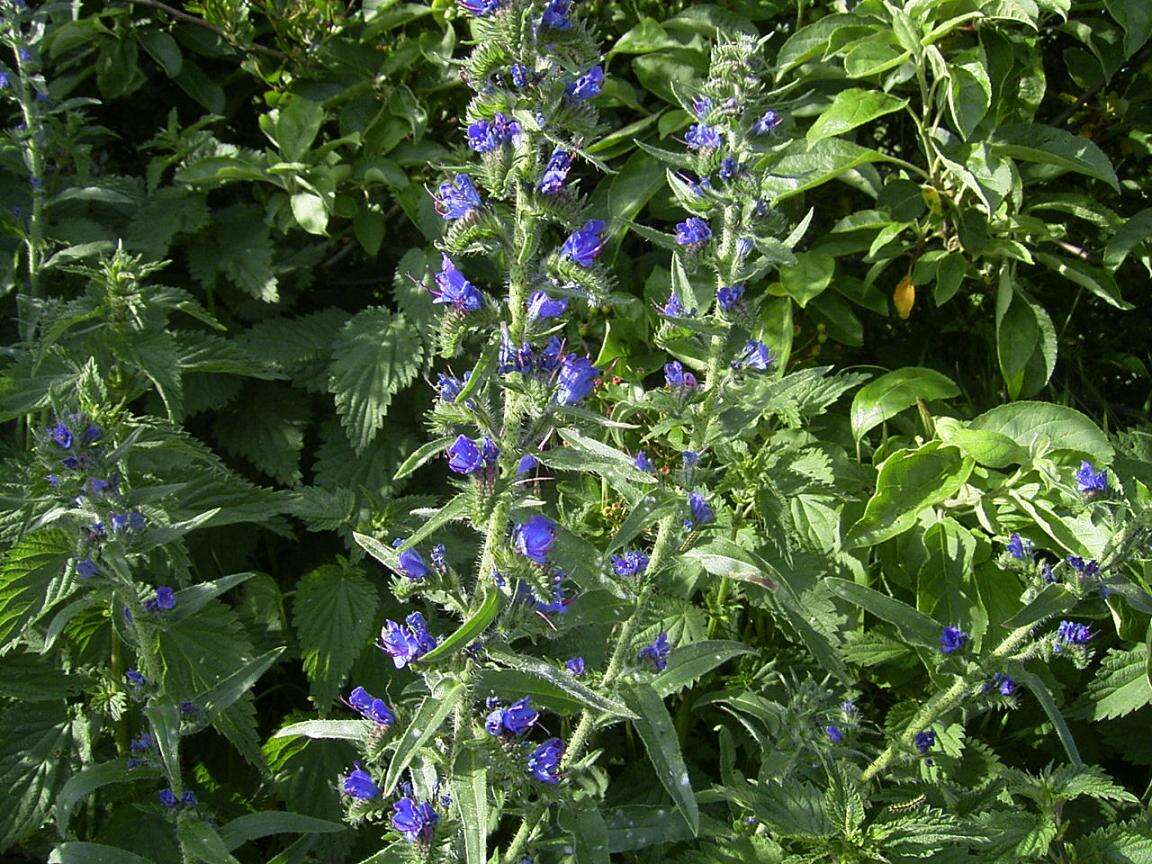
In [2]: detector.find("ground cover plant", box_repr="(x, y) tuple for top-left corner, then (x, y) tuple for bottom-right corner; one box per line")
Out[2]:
(2, 0), (1152, 862)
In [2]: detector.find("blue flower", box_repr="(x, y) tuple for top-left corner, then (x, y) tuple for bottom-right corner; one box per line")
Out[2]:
(144, 586), (176, 614)
(685, 123), (722, 150)
(754, 109), (782, 135)
(537, 148), (572, 195)
(685, 492), (714, 529)
(1075, 460), (1109, 497)
(392, 539), (429, 581)
(447, 435), (497, 474)
(914, 729), (935, 754)
(434, 173), (483, 221)
(130, 732), (153, 753)
(181, 791), (197, 807)
(659, 291), (686, 317)
(437, 372), (469, 402)
(639, 632), (672, 671)
(125, 669), (146, 688)
(635, 451), (654, 472)
(719, 156), (742, 180)
(467, 118), (500, 153)
(77, 558), (98, 579)
(683, 450), (700, 468)
(512, 515), (557, 564)
(1006, 533), (1033, 560)
(343, 762), (381, 800)
(716, 284), (745, 312)
(541, 0), (572, 29)
(83, 424), (102, 443)
(527, 290), (568, 320)
(560, 219), (606, 267)
(664, 361), (698, 391)
(736, 237), (754, 259)
(511, 63), (529, 88)
(431, 544), (447, 570)
(1054, 620), (1092, 652)
(50, 421), (73, 449)
(0, 72), (8, 90)
(610, 549), (650, 577)
(825, 725), (844, 743)
(993, 673), (1017, 696)
(939, 625), (968, 654)
(1067, 556), (1100, 579)
(527, 737), (565, 783)
(539, 336), (563, 372)
(555, 354), (599, 405)
(691, 96), (712, 118)
(158, 788), (179, 808)
(565, 656), (586, 676)
(734, 340), (774, 372)
(180, 700), (198, 717)
(392, 796), (440, 842)
(675, 217), (711, 250)
(406, 612), (438, 654)
(433, 255), (484, 313)
(566, 65), (604, 102)
(689, 175), (713, 197)
(347, 686), (396, 726)
(493, 112), (522, 143)
(534, 572), (568, 614)
(516, 454), (538, 476)
(459, 0), (502, 15)
(378, 615), (436, 668)
(485, 696), (539, 736)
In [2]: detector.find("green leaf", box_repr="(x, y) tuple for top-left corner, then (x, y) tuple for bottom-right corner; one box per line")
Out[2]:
(275, 97), (326, 162)
(947, 62), (991, 140)
(1035, 251), (1132, 310)
(916, 518), (978, 631)
(273, 719), (369, 742)
(1103, 207), (1152, 269)
(768, 138), (897, 200)
(452, 743), (487, 864)
(214, 387), (308, 485)
(1085, 644), (1152, 720)
(935, 417), (1029, 467)
(845, 445), (974, 547)
(217, 811), (345, 852)
(56, 760), (158, 838)
(144, 699), (182, 790)
(606, 805), (700, 852)
(0, 528), (72, 648)
(178, 818), (242, 864)
(416, 590), (499, 665)
(168, 573), (257, 623)
(968, 401), (1113, 461)
(650, 640), (751, 698)
(329, 307), (423, 453)
(393, 436), (455, 481)
(0, 701), (72, 850)
(293, 564), (378, 709)
(991, 124), (1119, 190)
(487, 650), (638, 719)
(1104, 0), (1152, 56)
(995, 278), (1057, 399)
(186, 205), (279, 303)
(621, 683), (699, 835)
(196, 647), (285, 723)
(540, 428), (655, 486)
(807, 89), (908, 144)
(290, 192), (329, 236)
(559, 806), (612, 864)
(383, 681), (464, 794)
(49, 843), (157, 864)
(1003, 583), (1077, 629)
(826, 578), (944, 649)
(780, 251), (834, 307)
(850, 367), (960, 440)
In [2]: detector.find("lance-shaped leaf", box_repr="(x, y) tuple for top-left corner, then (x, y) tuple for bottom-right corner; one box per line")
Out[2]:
(416, 589), (500, 665)
(195, 647), (285, 725)
(559, 806), (612, 864)
(452, 743), (488, 864)
(393, 435), (456, 481)
(49, 843), (156, 864)
(487, 649), (637, 719)
(1009, 665), (1082, 765)
(650, 640), (752, 698)
(56, 760), (160, 837)
(168, 572), (256, 623)
(217, 811), (345, 852)
(273, 719), (370, 742)
(621, 683), (699, 835)
(826, 578), (943, 649)
(384, 681), (465, 794)
(144, 699), (182, 792)
(1003, 583), (1077, 629)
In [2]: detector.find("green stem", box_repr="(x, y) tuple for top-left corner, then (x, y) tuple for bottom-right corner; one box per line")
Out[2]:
(110, 610), (129, 757)
(501, 802), (548, 864)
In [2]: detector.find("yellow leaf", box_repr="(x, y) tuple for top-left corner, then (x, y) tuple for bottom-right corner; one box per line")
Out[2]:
(894, 275), (915, 320)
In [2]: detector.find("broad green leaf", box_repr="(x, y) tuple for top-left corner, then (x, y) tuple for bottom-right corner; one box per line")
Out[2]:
(416, 589), (499, 665)
(49, 843), (157, 864)
(560, 806), (612, 864)
(1084, 645), (1152, 720)
(807, 89), (908, 144)
(329, 307), (423, 453)
(1104, 0), (1152, 56)
(1103, 207), (1152, 269)
(846, 445), (974, 547)
(452, 743), (487, 864)
(56, 760), (159, 837)
(935, 417), (1029, 468)
(0, 528), (73, 647)
(383, 681), (464, 794)
(991, 124), (1119, 190)
(968, 402), (1113, 461)
(274, 97), (325, 162)
(621, 683), (699, 835)
(996, 281), (1057, 399)
(290, 192), (329, 236)
(293, 564), (378, 709)
(917, 518), (979, 631)
(0, 701), (73, 850)
(767, 139), (896, 200)
(606, 805), (701, 852)
(473, 669), (586, 716)
(776, 14), (859, 71)
(273, 719), (370, 742)
(948, 62), (991, 140)
(217, 811), (345, 852)
(780, 251), (834, 307)
(488, 650), (638, 719)
(826, 578), (943, 649)
(650, 640), (751, 698)
(850, 367), (960, 440)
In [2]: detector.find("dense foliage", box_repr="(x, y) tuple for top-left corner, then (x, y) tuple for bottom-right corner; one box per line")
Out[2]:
(2, 0), (1152, 862)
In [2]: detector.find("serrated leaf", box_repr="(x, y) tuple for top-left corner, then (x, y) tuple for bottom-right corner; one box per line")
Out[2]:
(650, 640), (751, 698)
(56, 760), (159, 838)
(0, 528), (73, 648)
(214, 386), (309, 485)
(1085, 644), (1152, 720)
(0, 701), (72, 850)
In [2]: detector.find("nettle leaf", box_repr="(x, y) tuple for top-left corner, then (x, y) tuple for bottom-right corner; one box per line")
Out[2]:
(0, 528), (73, 648)
(1084, 644), (1152, 720)
(214, 385), (309, 486)
(328, 307), (423, 453)
(292, 563), (379, 710)
(125, 186), (211, 260)
(0, 701), (73, 850)
(850, 366), (960, 440)
(807, 88), (909, 144)
(186, 205), (279, 303)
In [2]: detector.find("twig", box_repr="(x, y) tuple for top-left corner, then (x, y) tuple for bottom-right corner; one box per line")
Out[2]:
(125, 0), (288, 60)
(1053, 40), (1152, 127)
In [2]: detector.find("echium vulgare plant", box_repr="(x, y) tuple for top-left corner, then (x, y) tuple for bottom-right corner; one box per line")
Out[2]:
(308, 4), (806, 862)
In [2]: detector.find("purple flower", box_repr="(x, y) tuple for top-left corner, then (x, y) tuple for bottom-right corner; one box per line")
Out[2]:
(566, 65), (604, 102)
(664, 361), (698, 391)
(467, 119), (499, 153)
(431, 544), (447, 570)
(130, 732), (153, 753)
(437, 372), (468, 402)
(737, 237), (754, 259)
(691, 96), (712, 118)
(516, 454), (538, 476)
(434, 173), (483, 221)
(719, 157), (742, 180)
(560, 219), (606, 268)
(610, 549), (650, 577)
(459, 0), (502, 15)
(538, 148), (573, 195)
(1006, 533), (1032, 560)
(181, 791), (197, 807)
(433, 256), (484, 313)
(158, 788), (179, 808)
(144, 586), (176, 614)
(125, 669), (146, 688)
(1054, 620), (1093, 652)
(914, 729), (935, 754)
(639, 632), (672, 671)
(343, 762), (381, 800)
(683, 450), (700, 468)
(180, 700), (198, 717)
(393, 540), (428, 581)
(940, 625), (968, 655)
(716, 284), (745, 312)
(541, 0), (572, 29)
(378, 615), (435, 668)
(485, 696), (539, 736)
(406, 612), (438, 654)
(555, 354), (599, 405)
(512, 515), (557, 564)
(447, 435), (496, 474)
(527, 737), (565, 783)
(50, 421), (73, 449)
(76, 558), (98, 579)
(675, 217), (711, 250)
(734, 340), (773, 372)
(685, 123), (722, 151)
(527, 290), (568, 320)
(347, 686), (396, 726)
(635, 451), (654, 472)
(689, 175), (713, 197)
(565, 656), (586, 676)
(392, 796), (440, 843)
(83, 424), (102, 444)
(993, 673), (1017, 696)
(534, 572), (568, 615)
(825, 725), (844, 743)
(511, 63), (529, 88)
(1067, 556), (1100, 579)
(1075, 460), (1109, 498)
(685, 492), (714, 529)
(754, 109), (782, 135)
